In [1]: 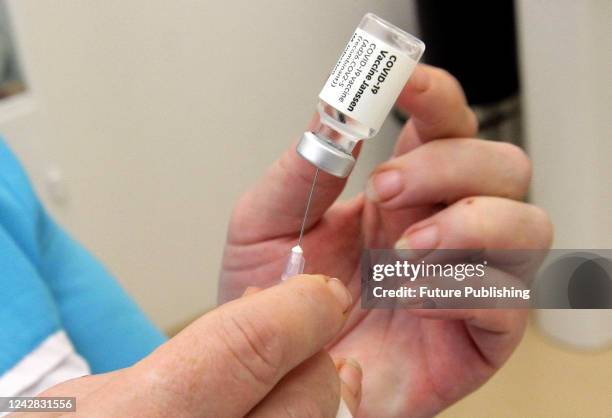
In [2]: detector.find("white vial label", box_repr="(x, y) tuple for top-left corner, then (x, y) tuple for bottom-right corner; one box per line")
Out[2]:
(319, 27), (417, 133)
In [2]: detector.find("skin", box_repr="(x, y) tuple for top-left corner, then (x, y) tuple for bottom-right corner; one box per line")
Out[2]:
(12, 276), (361, 418)
(219, 64), (554, 418)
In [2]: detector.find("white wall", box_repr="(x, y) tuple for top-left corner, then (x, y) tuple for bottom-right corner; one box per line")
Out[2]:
(3, 0), (417, 329)
(518, 0), (612, 248)
(517, 0), (612, 349)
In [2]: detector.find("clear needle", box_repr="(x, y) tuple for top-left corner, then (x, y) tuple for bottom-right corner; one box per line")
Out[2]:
(298, 168), (319, 247)
(281, 168), (319, 280)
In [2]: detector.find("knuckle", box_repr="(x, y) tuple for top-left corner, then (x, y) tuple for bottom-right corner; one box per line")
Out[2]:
(217, 311), (284, 388)
(500, 142), (532, 178)
(528, 204), (555, 247)
(496, 142), (533, 196)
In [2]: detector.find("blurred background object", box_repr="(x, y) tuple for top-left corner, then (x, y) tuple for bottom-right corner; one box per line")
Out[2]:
(0, 1), (25, 99)
(0, 0), (610, 416)
(415, 0), (521, 144)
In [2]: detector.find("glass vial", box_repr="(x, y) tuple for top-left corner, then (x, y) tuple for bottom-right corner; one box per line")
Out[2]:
(297, 13), (425, 177)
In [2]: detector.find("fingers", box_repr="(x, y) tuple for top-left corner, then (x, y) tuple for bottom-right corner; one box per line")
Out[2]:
(335, 357), (363, 415)
(463, 309), (528, 367)
(395, 196), (554, 253)
(229, 64), (477, 245)
(228, 115), (352, 245)
(394, 64), (478, 155)
(133, 275), (353, 418)
(246, 352), (339, 418)
(242, 286), (262, 297)
(367, 139), (532, 210)
(411, 308), (528, 369)
(247, 353), (362, 418)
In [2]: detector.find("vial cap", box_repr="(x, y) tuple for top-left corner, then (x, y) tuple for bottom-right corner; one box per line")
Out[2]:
(296, 132), (355, 178)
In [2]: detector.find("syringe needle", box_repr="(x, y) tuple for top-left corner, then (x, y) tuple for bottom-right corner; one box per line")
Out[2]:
(298, 168), (319, 247)
(281, 168), (318, 281)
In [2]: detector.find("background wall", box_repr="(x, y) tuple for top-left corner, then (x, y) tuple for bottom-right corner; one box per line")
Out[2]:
(520, 0), (612, 249)
(3, 0), (416, 330)
(518, 0), (612, 350)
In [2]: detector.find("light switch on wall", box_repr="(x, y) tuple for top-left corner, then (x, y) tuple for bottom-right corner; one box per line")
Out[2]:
(44, 165), (69, 206)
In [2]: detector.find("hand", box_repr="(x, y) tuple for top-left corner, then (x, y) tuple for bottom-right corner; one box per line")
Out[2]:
(25, 276), (362, 417)
(220, 64), (553, 417)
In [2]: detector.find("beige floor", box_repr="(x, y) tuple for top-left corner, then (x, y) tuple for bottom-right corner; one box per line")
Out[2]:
(440, 321), (612, 418)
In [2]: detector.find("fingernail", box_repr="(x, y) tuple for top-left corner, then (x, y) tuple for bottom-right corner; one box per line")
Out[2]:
(395, 224), (439, 259)
(338, 358), (362, 397)
(241, 286), (260, 297)
(326, 278), (353, 313)
(366, 170), (402, 202)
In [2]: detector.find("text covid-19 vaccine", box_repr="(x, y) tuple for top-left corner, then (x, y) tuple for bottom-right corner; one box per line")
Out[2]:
(297, 13), (425, 177)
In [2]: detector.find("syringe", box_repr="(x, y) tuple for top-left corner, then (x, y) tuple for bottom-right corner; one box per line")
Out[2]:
(278, 168), (354, 418)
(281, 245), (305, 280)
(281, 168), (319, 280)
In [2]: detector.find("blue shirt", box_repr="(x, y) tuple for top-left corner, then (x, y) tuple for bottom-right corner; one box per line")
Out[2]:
(0, 138), (166, 376)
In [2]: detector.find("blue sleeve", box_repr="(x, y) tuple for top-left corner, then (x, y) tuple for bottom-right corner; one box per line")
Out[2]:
(0, 139), (167, 373)
(38, 216), (168, 373)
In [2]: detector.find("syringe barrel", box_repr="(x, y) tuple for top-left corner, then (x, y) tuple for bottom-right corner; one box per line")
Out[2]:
(281, 246), (305, 281)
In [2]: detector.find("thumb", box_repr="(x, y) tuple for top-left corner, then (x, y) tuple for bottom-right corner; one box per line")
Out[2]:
(246, 352), (363, 418)
(129, 275), (352, 417)
(335, 357), (363, 416)
(228, 114), (357, 245)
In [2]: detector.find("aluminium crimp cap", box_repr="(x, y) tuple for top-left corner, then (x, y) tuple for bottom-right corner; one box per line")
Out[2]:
(296, 131), (355, 178)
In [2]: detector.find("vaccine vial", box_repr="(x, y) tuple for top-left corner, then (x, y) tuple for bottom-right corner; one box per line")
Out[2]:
(297, 13), (425, 177)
